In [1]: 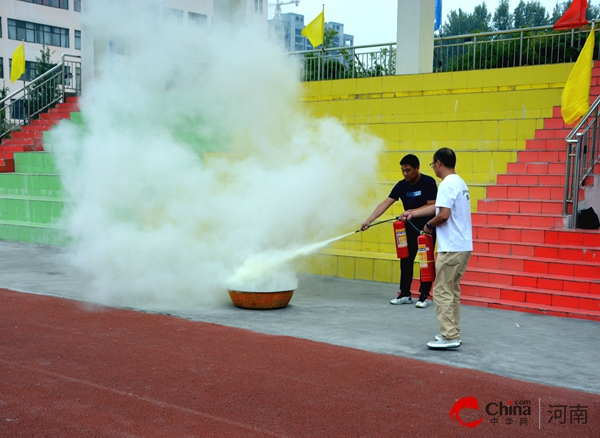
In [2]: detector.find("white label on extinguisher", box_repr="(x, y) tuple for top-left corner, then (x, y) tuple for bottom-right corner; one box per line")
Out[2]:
(396, 229), (407, 248)
(418, 244), (427, 267)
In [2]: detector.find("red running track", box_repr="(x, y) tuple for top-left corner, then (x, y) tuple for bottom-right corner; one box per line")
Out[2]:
(1, 288), (598, 437)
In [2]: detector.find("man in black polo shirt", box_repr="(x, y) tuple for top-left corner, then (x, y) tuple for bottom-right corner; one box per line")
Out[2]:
(361, 154), (437, 307)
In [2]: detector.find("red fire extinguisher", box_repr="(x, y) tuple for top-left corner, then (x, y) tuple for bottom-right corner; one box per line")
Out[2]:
(393, 220), (409, 258)
(418, 232), (435, 282)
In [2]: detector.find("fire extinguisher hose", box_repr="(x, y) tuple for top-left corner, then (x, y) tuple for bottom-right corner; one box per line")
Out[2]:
(357, 217), (431, 235)
(404, 219), (423, 234)
(355, 217), (397, 233)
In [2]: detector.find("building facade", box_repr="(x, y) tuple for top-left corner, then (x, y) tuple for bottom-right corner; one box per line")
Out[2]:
(1, 0), (268, 95)
(0, 0), (81, 95)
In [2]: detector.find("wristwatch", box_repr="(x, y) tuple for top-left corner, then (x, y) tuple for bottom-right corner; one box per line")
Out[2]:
(425, 222), (434, 230)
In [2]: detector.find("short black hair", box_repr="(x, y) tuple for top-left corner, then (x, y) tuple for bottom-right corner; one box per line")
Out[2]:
(433, 148), (456, 169)
(400, 154), (419, 169)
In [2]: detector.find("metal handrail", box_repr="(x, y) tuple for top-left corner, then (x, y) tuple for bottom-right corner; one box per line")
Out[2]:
(292, 24), (595, 80)
(0, 54), (81, 139)
(563, 96), (600, 228)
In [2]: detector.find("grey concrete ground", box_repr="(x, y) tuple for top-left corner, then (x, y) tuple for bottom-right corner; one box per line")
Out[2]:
(1, 241), (599, 395)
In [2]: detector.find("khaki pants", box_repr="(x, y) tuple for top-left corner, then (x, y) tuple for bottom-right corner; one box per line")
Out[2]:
(433, 251), (472, 340)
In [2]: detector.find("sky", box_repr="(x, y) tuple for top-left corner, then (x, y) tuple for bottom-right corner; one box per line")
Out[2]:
(269, 0), (567, 46)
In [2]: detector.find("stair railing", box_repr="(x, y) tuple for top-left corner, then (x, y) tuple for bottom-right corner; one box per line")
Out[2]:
(563, 95), (600, 228)
(0, 54), (81, 139)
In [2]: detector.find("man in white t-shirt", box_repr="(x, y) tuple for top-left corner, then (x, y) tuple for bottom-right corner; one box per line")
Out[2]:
(400, 148), (472, 349)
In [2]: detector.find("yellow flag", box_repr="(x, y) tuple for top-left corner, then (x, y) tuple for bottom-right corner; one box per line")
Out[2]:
(301, 10), (324, 48)
(10, 43), (26, 83)
(562, 30), (595, 125)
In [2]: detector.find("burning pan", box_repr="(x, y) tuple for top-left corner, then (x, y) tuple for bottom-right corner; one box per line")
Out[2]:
(228, 289), (294, 310)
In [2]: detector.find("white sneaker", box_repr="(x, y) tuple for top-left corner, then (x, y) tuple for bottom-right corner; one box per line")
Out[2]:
(427, 338), (461, 349)
(435, 334), (462, 344)
(415, 300), (428, 308)
(390, 296), (412, 305)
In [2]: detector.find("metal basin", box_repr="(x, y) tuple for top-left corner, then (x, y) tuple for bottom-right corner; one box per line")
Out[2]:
(228, 289), (294, 310)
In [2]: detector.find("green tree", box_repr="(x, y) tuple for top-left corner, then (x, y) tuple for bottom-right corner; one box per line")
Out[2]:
(0, 85), (11, 139)
(26, 45), (61, 118)
(34, 45), (57, 78)
(472, 3), (492, 32)
(443, 9), (476, 36)
(589, 1), (600, 20)
(513, 0), (549, 28)
(442, 4), (491, 37)
(493, 0), (513, 31)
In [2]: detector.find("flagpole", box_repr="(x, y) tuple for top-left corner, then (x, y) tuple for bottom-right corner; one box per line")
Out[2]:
(21, 41), (27, 124)
(319, 5), (324, 81)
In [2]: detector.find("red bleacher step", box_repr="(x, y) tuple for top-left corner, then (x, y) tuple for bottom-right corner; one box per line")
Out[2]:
(525, 138), (566, 150)
(0, 144), (41, 153)
(463, 267), (599, 294)
(472, 239), (600, 263)
(534, 128), (572, 139)
(0, 159), (15, 172)
(460, 281), (600, 312)
(543, 117), (571, 130)
(496, 173), (565, 186)
(472, 212), (565, 227)
(29, 119), (61, 128)
(517, 150), (566, 162)
(477, 199), (563, 214)
(39, 112), (70, 122)
(486, 185), (563, 200)
(459, 295), (600, 322)
(506, 162), (565, 174)
(471, 252), (600, 278)
(0, 137), (43, 148)
(473, 225), (600, 247)
(10, 130), (43, 140)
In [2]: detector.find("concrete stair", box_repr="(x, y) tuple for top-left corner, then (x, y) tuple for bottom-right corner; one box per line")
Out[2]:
(0, 97), (79, 173)
(0, 97), (78, 245)
(464, 70), (600, 321)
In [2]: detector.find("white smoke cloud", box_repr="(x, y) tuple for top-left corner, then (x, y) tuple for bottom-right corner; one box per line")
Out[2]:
(49, 0), (383, 311)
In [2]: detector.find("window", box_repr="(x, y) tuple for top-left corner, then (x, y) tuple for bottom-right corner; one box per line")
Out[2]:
(110, 38), (129, 56)
(253, 0), (263, 14)
(11, 98), (27, 120)
(75, 30), (81, 50)
(74, 0), (81, 12)
(163, 7), (183, 23)
(18, 0), (68, 10)
(8, 19), (69, 48)
(188, 12), (207, 29)
(0, 58), (3, 79)
(143, 4), (159, 29)
(9, 59), (37, 82)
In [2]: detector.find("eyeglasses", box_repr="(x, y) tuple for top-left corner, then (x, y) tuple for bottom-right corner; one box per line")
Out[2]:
(429, 161), (436, 168)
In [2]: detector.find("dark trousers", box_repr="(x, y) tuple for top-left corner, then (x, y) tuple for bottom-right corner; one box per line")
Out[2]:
(399, 225), (436, 301)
